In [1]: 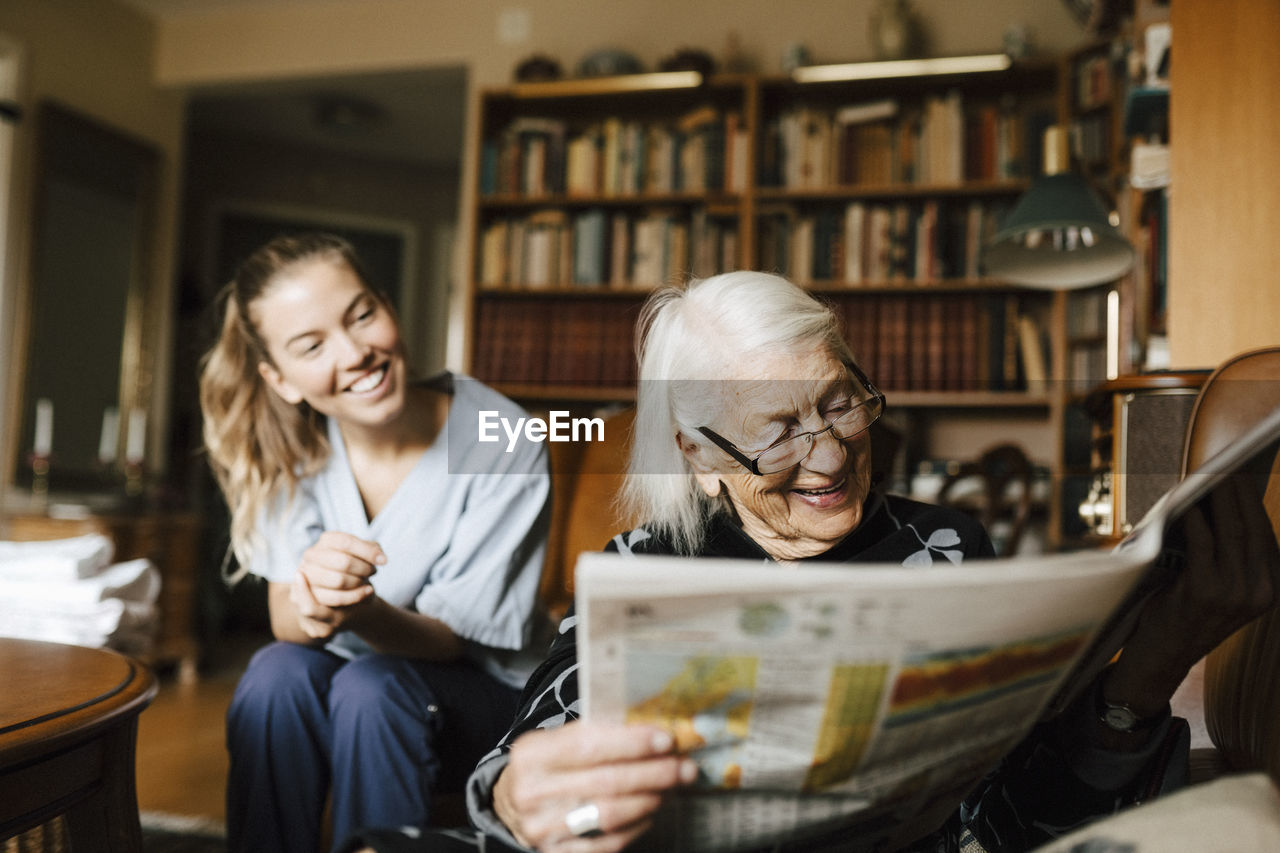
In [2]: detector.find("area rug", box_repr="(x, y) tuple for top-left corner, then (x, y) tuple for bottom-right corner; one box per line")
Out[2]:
(4, 814), (225, 853)
(141, 812), (226, 853)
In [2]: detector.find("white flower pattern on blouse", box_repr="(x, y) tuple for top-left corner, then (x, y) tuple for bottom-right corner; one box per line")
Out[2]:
(611, 528), (652, 555)
(902, 525), (964, 567)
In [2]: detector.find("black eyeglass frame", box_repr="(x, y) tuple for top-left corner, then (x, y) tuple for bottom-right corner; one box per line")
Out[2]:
(695, 361), (887, 476)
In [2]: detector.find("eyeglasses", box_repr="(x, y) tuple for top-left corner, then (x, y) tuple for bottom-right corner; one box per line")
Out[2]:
(696, 363), (886, 476)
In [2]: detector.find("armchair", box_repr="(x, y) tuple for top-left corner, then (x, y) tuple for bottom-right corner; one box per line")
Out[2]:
(1179, 346), (1280, 780)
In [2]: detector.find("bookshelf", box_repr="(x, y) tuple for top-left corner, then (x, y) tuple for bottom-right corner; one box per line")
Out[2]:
(1057, 24), (1169, 543)
(1062, 32), (1169, 377)
(465, 58), (1118, 548)
(470, 74), (754, 398)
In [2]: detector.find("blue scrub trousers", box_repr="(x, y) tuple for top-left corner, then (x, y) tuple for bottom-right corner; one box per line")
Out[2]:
(226, 641), (521, 853)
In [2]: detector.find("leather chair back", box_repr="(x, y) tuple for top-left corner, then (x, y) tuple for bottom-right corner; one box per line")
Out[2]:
(1181, 347), (1280, 779)
(541, 407), (636, 618)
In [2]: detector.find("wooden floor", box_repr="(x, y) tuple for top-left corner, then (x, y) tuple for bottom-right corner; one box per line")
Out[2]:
(135, 629), (268, 825)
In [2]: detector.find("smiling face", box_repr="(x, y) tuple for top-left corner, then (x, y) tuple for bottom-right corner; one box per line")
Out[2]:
(252, 255), (407, 430)
(679, 343), (874, 561)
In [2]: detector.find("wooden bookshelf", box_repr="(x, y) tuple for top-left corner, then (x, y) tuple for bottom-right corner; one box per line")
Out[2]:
(1056, 28), (1171, 544)
(464, 57), (1132, 549)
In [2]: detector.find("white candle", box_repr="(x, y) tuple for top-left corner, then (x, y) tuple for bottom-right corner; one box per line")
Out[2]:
(98, 407), (120, 464)
(33, 398), (53, 457)
(126, 408), (147, 464)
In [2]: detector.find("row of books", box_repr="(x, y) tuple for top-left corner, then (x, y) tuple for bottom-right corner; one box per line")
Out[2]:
(480, 107), (750, 199)
(1066, 287), (1110, 339)
(833, 293), (1046, 393)
(757, 199), (1010, 286)
(1136, 187), (1169, 333)
(758, 94), (1055, 189)
(1070, 113), (1111, 167)
(471, 296), (641, 388)
(1064, 285), (1110, 390)
(470, 292), (1048, 394)
(478, 208), (737, 290)
(1074, 50), (1116, 112)
(1069, 344), (1110, 389)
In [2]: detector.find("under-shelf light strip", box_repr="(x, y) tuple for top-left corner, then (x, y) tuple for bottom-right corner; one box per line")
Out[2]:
(791, 53), (1012, 84)
(512, 70), (703, 97)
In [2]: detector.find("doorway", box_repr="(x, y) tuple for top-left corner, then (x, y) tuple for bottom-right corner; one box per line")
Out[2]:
(173, 65), (468, 655)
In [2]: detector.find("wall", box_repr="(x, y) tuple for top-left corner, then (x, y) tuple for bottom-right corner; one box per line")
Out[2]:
(1168, 0), (1280, 369)
(150, 0), (1086, 89)
(0, 0), (185, 487)
(179, 131), (459, 374)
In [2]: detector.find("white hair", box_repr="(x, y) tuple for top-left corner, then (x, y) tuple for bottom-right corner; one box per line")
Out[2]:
(620, 271), (855, 554)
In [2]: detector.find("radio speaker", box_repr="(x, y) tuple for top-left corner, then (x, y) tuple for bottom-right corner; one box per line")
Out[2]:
(1079, 372), (1211, 540)
(1114, 387), (1203, 532)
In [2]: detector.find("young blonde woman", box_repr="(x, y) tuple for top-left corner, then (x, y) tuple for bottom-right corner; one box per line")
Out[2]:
(199, 233), (553, 853)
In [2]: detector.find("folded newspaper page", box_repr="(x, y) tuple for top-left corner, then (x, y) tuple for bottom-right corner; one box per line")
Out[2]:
(576, 406), (1280, 852)
(577, 548), (1151, 851)
(1048, 402), (1280, 716)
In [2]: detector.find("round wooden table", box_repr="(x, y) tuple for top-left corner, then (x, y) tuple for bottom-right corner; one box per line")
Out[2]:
(0, 638), (157, 848)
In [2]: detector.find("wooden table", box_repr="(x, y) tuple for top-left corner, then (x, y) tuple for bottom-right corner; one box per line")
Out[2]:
(0, 638), (157, 848)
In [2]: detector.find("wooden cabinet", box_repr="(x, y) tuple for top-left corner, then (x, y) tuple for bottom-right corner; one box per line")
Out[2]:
(463, 58), (1139, 549)
(0, 509), (203, 681)
(1168, 0), (1280, 368)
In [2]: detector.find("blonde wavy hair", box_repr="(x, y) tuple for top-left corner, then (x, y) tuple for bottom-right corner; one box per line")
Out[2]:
(198, 233), (383, 578)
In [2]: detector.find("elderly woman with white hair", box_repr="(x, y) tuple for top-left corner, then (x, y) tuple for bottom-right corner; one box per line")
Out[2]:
(341, 272), (1279, 853)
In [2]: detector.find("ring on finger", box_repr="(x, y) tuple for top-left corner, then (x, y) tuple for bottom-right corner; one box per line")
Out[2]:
(564, 802), (603, 837)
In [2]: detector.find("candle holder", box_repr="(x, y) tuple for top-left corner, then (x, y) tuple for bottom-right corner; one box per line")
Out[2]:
(124, 460), (145, 498)
(28, 452), (51, 508)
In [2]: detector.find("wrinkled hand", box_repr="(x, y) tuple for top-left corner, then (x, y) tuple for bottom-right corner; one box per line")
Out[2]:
(493, 721), (698, 852)
(1111, 473), (1280, 714)
(290, 531), (383, 640)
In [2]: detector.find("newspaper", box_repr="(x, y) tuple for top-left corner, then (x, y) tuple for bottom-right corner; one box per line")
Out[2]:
(576, 405), (1280, 852)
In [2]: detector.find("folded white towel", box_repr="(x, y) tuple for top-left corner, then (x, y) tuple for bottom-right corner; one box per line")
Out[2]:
(0, 598), (156, 653)
(0, 533), (114, 580)
(0, 558), (159, 607)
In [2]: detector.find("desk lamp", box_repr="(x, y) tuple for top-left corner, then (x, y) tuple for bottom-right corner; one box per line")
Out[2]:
(983, 126), (1135, 288)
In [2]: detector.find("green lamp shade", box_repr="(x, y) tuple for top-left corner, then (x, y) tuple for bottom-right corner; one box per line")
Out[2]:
(983, 173), (1136, 288)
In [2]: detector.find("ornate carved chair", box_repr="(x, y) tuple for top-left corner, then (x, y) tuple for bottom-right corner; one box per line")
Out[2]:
(935, 443), (1035, 556)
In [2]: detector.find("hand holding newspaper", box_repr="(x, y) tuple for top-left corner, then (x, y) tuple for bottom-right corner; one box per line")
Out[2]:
(575, 406), (1280, 852)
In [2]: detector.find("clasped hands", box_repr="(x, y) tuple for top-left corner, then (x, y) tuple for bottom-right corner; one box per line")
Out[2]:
(290, 530), (385, 640)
